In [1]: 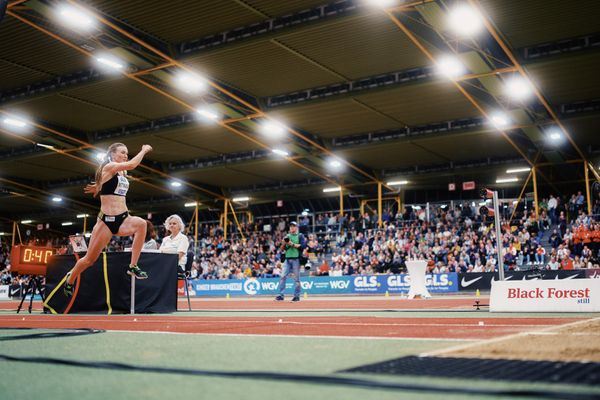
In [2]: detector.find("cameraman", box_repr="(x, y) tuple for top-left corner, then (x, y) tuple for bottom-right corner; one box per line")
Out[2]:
(275, 221), (306, 302)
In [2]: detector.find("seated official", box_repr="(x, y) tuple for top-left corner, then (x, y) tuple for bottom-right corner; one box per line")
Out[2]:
(159, 214), (190, 276)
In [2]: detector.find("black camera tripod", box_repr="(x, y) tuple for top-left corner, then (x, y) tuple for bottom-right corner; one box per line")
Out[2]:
(16, 275), (45, 314)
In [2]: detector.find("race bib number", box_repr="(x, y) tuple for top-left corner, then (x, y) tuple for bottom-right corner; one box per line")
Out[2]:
(105, 216), (115, 222)
(114, 175), (129, 196)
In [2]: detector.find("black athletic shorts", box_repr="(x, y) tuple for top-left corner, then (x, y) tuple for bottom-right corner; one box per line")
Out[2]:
(98, 211), (129, 234)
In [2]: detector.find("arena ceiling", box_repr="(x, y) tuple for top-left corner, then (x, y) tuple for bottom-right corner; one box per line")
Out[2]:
(1, 0), (599, 232)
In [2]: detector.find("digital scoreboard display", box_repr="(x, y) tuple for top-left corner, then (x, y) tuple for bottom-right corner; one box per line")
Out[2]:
(10, 245), (56, 275)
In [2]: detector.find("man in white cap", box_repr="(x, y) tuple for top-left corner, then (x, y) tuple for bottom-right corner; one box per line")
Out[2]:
(275, 221), (306, 302)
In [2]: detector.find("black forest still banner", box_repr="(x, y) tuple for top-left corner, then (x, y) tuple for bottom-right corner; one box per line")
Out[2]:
(457, 269), (590, 291)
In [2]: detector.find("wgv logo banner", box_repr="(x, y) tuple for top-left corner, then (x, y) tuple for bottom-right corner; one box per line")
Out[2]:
(190, 273), (458, 296)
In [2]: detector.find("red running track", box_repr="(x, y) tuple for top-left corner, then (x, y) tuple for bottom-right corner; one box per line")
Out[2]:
(0, 315), (584, 340)
(0, 297), (482, 311)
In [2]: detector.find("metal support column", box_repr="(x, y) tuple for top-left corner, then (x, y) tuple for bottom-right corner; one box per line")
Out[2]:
(339, 188), (344, 216)
(228, 201), (246, 240)
(493, 191), (505, 281)
(223, 199), (229, 240)
(11, 221), (16, 247)
(585, 162), (592, 215)
(378, 182), (382, 228)
(194, 203), (199, 253)
(532, 166), (539, 218)
(509, 170), (533, 223)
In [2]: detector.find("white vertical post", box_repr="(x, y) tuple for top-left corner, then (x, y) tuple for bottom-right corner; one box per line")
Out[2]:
(493, 191), (504, 281)
(130, 276), (136, 314)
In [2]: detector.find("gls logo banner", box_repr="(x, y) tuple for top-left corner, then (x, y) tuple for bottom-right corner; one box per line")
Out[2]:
(387, 275), (409, 288)
(354, 276), (378, 288)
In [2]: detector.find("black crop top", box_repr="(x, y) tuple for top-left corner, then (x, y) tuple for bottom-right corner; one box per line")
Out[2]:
(99, 174), (129, 196)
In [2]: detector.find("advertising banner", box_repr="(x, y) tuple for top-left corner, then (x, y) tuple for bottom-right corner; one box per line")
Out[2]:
(190, 273), (458, 297)
(585, 269), (600, 279)
(45, 253), (178, 314)
(457, 270), (587, 291)
(490, 278), (600, 312)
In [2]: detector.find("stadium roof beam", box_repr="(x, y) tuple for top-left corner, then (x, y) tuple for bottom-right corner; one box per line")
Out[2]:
(466, 0), (588, 163)
(380, 5), (564, 190)
(175, 0), (433, 57)
(7, 3), (386, 192)
(72, 0), (388, 189)
(227, 156), (529, 195)
(3, 94), (599, 169)
(0, 176), (97, 211)
(2, 3), (597, 108)
(0, 114), (220, 202)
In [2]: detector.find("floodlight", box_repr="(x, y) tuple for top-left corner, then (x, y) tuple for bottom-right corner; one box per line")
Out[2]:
(196, 107), (219, 121)
(436, 56), (466, 79)
(504, 76), (533, 101)
(260, 121), (287, 138)
(506, 167), (530, 174)
(496, 177), (519, 183)
(448, 4), (484, 36)
(272, 149), (289, 157)
(55, 4), (96, 31)
(489, 112), (510, 129)
(176, 72), (208, 94)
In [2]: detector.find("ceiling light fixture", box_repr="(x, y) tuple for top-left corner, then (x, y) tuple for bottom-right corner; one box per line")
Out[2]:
(387, 180), (408, 186)
(56, 5), (96, 31)
(260, 121), (287, 138)
(196, 107), (219, 121)
(272, 149), (289, 157)
(506, 167), (531, 174)
(436, 56), (466, 79)
(489, 112), (510, 129)
(3, 117), (28, 128)
(496, 177), (519, 184)
(95, 55), (125, 71)
(175, 72), (208, 94)
(448, 4), (484, 36)
(504, 76), (533, 101)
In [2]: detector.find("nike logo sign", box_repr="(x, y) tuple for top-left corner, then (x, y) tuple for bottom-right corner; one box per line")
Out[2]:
(8, 288), (19, 297)
(461, 276), (483, 287)
(554, 274), (579, 280)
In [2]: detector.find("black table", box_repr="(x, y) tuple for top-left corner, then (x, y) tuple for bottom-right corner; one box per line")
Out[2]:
(44, 252), (178, 314)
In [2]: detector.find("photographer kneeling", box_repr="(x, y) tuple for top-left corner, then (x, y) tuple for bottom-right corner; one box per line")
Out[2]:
(275, 221), (306, 302)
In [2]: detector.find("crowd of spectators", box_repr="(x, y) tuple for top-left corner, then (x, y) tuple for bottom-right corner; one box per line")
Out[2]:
(2, 192), (599, 291)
